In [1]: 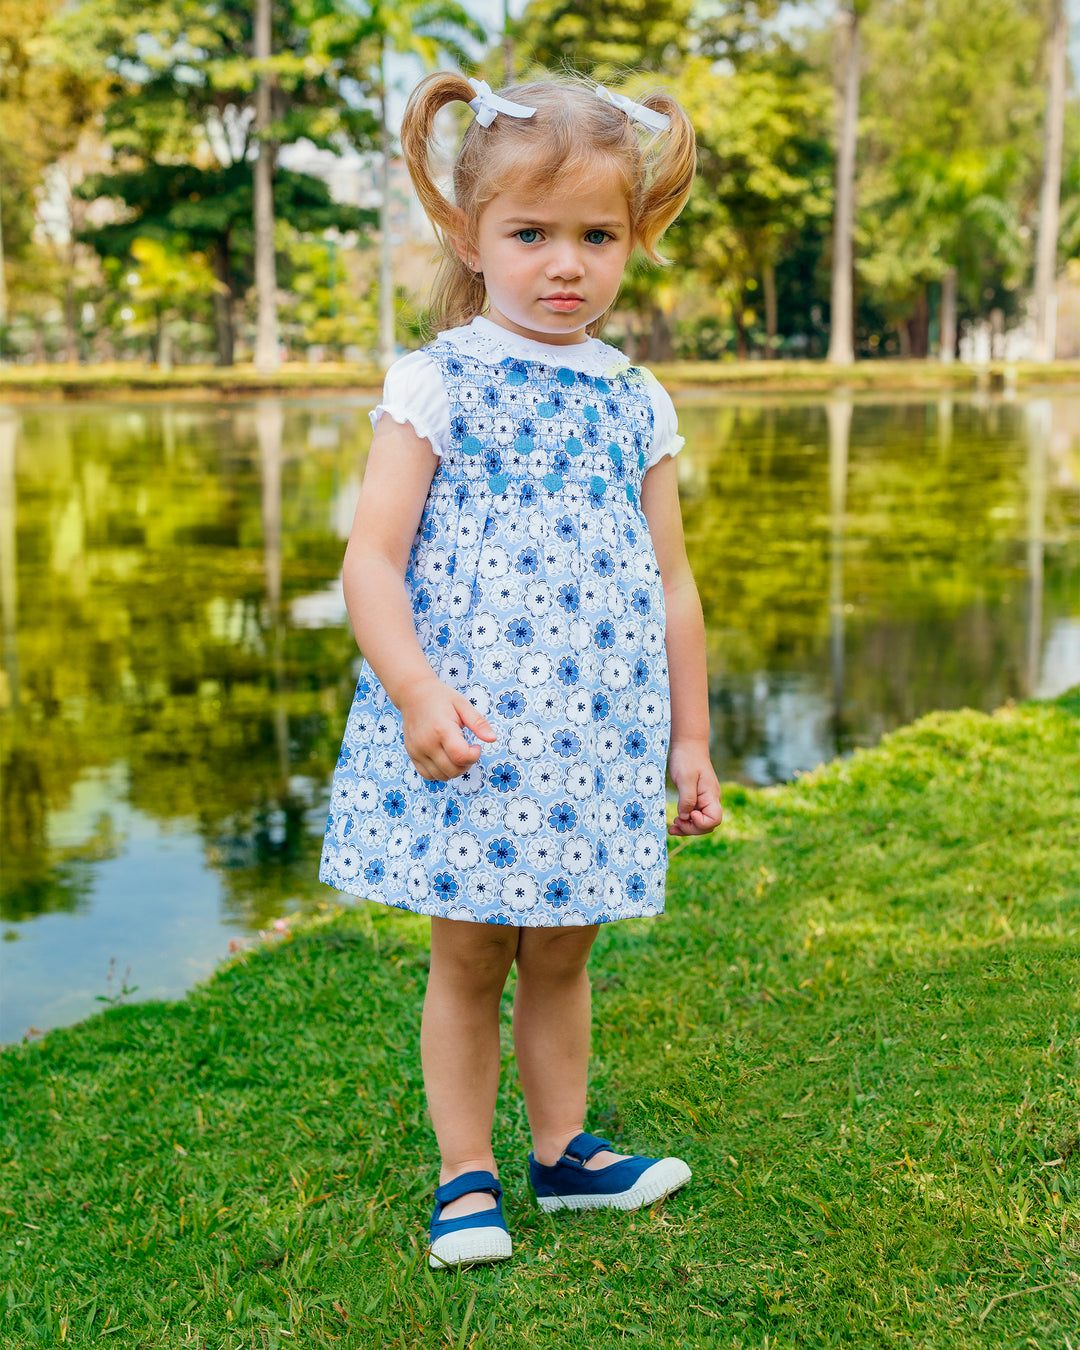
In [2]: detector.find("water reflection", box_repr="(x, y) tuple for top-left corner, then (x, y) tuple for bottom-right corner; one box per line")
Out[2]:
(1, 392), (1078, 1039)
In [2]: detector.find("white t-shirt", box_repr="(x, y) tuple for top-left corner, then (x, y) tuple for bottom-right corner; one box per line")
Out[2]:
(371, 315), (685, 469)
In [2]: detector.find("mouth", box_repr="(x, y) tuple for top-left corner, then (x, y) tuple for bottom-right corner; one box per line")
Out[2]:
(541, 293), (584, 312)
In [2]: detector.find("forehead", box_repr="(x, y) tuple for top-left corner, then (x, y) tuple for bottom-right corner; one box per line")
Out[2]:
(481, 172), (632, 229)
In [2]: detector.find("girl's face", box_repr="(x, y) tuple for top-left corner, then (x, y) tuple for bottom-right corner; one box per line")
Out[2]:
(458, 170), (633, 346)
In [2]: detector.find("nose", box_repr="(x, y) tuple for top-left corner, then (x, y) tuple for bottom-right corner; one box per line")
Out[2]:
(545, 242), (584, 282)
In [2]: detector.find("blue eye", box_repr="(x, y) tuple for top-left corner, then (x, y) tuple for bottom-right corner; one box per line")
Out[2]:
(515, 228), (540, 244)
(585, 230), (611, 245)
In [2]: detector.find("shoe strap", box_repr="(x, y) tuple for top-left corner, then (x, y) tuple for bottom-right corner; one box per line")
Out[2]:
(562, 1132), (613, 1164)
(434, 1170), (502, 1208)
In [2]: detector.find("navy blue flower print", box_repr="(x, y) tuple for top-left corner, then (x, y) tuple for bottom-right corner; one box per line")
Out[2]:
(505, 616), (535, 647)
(497, 689), (526, 718)
(551, 728), (582, 758)
(364, 859), (385, 883)
(433, 872), (459, 902)
(631, 588), (650, 615)
(487, 837), (518, 868)
(591, 692), (611, 722)
(516, 546), (540, 574)
(545, 877), (572, 907)
(624, 729), (648, 759)
(594, 619), (616, 650)
(557, 582), (579, 614)
(443, 798), (461, 826)
(549, 802), (577, 833)
(490, 762), (521, 792)
(557, 656), (579, 686)
(383, 790), (406, 818)
(632, 657), (650, 687)
(622, 801), (645, 830)
(555, 515), (577, 542)
(410, 833), (431, 858)
(627, 873), (646, 902)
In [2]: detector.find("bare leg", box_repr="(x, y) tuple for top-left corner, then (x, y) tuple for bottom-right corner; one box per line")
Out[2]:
(512, 926), (629, 1169)
(422, 918), (518, 1219)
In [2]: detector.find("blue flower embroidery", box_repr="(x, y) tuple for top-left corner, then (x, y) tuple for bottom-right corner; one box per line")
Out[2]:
(549, 802), (577, 833)
(487, 837), (517, 868)
(505, 616), (534, 647)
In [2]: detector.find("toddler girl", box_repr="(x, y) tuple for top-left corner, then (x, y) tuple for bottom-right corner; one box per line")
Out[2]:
(321, 70), (722, 1268)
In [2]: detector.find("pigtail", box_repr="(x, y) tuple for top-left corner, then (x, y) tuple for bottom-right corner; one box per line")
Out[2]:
(400, 72), (487, 334)
(634, 94), (697, 265)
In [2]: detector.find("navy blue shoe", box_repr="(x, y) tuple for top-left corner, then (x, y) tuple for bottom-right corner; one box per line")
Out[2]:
(529, 1132), (691, 1212)
(428, 1170), (513, 1269)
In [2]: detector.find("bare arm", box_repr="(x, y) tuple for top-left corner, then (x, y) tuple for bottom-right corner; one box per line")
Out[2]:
(344, 415), (494, 780)
(640, 454), (722, 836)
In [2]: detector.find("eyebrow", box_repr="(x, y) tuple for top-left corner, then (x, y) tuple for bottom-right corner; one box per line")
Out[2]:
(501, 217), (628, 230)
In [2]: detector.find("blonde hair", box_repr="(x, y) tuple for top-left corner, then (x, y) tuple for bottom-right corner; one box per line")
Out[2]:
(400, 71), (697, 337)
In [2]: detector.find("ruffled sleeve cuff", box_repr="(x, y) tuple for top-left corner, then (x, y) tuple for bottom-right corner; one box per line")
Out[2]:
(641, 368), (685, 468)
(368, 349), (451, 456)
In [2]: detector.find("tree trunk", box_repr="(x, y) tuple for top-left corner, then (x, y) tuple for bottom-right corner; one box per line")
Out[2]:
(212, 236), (235, 367)
(253, 0), (279, 376)
(905, 288), (929, 358)
(377, 52), (396, 371)
(763, 261), (778, 359)
(63, 271), (79, 363)
(0, 170), (8, 345)
(502, 0), (514, 83)
(734, 300), (748, 360)
(1033, 0), (1067, 363)
(828, 2), (860, 366)
(158, 315), (173, 373)
(939, 265), (958, 364)
(647, 306), (672, 363)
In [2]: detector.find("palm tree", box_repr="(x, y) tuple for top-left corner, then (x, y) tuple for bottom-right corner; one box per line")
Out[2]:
(1033, 0), (1068, 363)
(357, 1), (485, 369)
(828, 0), (860, 366)
(254, 0), (279, 375)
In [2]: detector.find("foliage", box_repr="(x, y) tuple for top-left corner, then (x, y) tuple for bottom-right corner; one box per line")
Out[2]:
(2, 692), (1079, 1345)
(511, 0), (693, 76)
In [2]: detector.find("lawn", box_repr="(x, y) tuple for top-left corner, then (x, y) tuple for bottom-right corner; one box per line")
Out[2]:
(3, 691), (1079, 1348)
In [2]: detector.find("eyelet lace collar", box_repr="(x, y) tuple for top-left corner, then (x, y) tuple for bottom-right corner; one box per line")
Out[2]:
(437, 316), (631, 377)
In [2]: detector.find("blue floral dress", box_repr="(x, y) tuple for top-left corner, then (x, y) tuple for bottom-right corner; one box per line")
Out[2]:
(320, 333), (672, 926)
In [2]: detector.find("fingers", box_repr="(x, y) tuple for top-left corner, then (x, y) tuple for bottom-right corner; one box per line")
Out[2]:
(668, 775), (723, 836)
(454, 694), (497, 744)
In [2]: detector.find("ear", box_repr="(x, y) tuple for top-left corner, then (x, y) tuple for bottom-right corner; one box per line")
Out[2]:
(447, 207), (480, 272)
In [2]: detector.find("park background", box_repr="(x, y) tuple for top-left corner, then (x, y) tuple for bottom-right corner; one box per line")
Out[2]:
(2, 2), (1080, 1347)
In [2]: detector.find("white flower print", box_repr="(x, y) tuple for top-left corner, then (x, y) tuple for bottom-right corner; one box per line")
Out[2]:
(454, 761), (485, 796)
(347, 709), (375, 741)
(386, 825), (413, 858)
(596, 728), (621, 763)
(538, 614), (570, 649)
(463, 683), (492, 717)
(439, 652), (471, 688)
(359, 816), (388, 849)
(455, 516), (481, 548)
(643, 621), (665, 657)
(601, 654), (631, 691)
(467, 796), (500, 830)
(332, 847), (361, 882)
(564, 764), (592, 801)
(526, 836), (561, 868)
(523, 580), (553, 617)
(615, 691), (637, 722)
(374, 748), (406, 780)
(579, 650), (601, 682)
(416, 548), (448, 584)
(415, 617), (434, 647)
(517, 652), (553, 689)
(565, 690), (591, 726)
(444, 830), (482, 870)
(444, 904), (477, 923)
(385, 859), (408, 890)
(468, 870), (500, 906)
(527, 511), (547, 541)
(351, 777), (380, 813)
(560, 837), (593, 875)
(579, 800), (599, 833)
(407, 864), (429, 901)
(604, 873), (623, 907)
(561, 909), (590, 928)
(470, 612), (500, 648)
(610, 831), (633, 869)
(480, 648), (515, 682)
(534, 690), (561, 720)
(448, 580), (473, 620)
(371, 713), (399, 746)
(479, 543), (510, 579)
(605, 584), (627, 619)
(578, 875), (603, 908)
(502, 872), (540, 912)
(568, 618), (592, 652)
(635, 764), (662, 795)
(503, 796), (543, 835)
(596, 798), (619, 833)
(637, 691), (665, 726)
(507, 721), (544, 760)
(600, 515), (618, 546)
(527, 762), (560, 796)
(634, 835), (660, 869)
(610, 766), (633, 796)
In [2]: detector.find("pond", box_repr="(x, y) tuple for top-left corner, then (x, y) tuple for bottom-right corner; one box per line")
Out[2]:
(2, 390), (1078, 1041)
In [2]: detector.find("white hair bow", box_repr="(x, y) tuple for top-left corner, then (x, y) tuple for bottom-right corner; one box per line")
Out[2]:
(595, 85), (670, 133)
(467, 78), (537, 128)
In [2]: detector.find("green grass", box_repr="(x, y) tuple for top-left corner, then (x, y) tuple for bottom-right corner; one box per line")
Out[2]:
(3, 692), (1079, 1348)
(5, 357), (1080, 399)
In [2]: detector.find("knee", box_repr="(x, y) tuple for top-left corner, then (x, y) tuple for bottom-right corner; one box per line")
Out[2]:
(431, 921), (517, 993)
(515, 926), (597, 984)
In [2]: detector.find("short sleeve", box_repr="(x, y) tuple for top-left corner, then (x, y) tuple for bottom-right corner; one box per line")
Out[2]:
(369, 349), (451, 456)
(641, 369), (685, 469)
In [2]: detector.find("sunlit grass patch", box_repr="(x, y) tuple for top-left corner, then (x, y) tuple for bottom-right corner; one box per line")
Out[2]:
(2, 691), (1078, 1347)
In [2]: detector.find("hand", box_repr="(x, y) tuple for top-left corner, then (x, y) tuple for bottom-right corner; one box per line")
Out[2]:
(397, 676), (497, 782)
(667, 740), (723, 837)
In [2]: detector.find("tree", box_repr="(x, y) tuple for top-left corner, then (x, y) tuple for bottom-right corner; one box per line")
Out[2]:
(511, 0), (693, 75)
(60, 0), (379, 364)
(828, 0), (860, 365)
(253, 0), (279, 374)
(1033, 0), (1068, 361)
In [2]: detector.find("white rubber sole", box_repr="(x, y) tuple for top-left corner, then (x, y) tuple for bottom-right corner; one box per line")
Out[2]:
(428, 1227), (513, 1269)
(535, 1158), (692, 1213)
